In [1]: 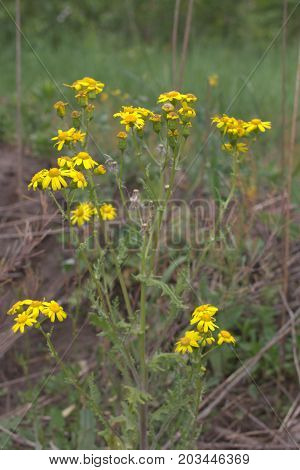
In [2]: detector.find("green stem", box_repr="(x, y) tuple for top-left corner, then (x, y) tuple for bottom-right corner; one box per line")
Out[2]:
(139, 233), (148, 449)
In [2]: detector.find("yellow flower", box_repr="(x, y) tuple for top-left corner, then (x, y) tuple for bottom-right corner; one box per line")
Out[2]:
(69, 170), (88, 189)
(199, 334), (216, 347)
(71, 130), (86, 145)
(12, 311), (37, 334)
(53, 101), (68, 118)
(57, 156), (74, 168)
(191, 304), (218, 325)
(99, 203), (117, 221)
(70, 202), (95, 226)
(41, 168), (70, 191)
(222, 142), (248, 154)
(175, 330), (200, 353)
(179, 103), (196, 119)
(182, 93), (197, 103)
(51, 128), (76, 151)
(65, 77), (105, 97)
(7, 300), (31, 315)
(113, 108), (145, 132)
(157, 91), (183, 103)
(42, 300), (67, 322)
(136, 107), (153, 117)
(94, 164), (107, 175)
(217, 330), (236, 345)
(194, 313), (218, 333)
(245, 118), (271, 134)
(27, 300), (47, 317)
(72, 152), (98, 170)
(212, 115), (246, 137)
(28, 169), (48, 190)
(208, 74), (219, 87)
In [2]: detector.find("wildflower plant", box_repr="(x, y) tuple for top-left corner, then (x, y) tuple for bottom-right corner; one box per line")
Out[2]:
(7, 78), (271, 449)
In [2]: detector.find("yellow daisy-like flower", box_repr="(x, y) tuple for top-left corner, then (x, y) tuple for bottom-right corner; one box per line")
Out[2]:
(191, 304), (218, 322)
(69, 170), (88, 189)
(51, 128), (76, 151)
(245, 118), (271, 134)
(94, 164), (107, 175)
(157, 91), (183, 103)
(70, 202), (95, 226)
(27, 300), (47, 318)
(175, 330), (200, 354)
(72, 152), (98, 170)
(72, 130), (86, 145)
(194, 313), (218, 333)
(57, 156), (74, 169)
(65, 77), (105, 96)
(7, 300), (30, 315)
(12, 311), (37, 334)
(222, 142), (248, 154)
(99, 203), (117, 221)
(28, 169), (48, 191)
(212, 115), (246, 137)
(217, 330), (236, 346)
(113, 108), (145, 132)
(41, 168), (70, 191)
(178, 103), (196, 119)
(182, 93), (197, 103)
(53, 101), (68, 118)
(42, 300), (67, 322)
(136, 107), (153, 117)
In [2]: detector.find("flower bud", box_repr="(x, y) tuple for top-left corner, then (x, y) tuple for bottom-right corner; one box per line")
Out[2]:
(53, 101), (68, 118)
(71, 110), (81, 128)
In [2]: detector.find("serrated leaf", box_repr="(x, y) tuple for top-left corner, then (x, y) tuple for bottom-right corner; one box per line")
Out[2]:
(134, 275), (184, 308)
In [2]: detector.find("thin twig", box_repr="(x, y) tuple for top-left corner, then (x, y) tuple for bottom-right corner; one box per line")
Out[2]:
(0, 425), (36, 449)
(15, 0), (22, 197)
(280, 290), (300, 387)
(283, 39), (300, 295)
(178, 0), (194, 88)
(172, 0), (181, 87)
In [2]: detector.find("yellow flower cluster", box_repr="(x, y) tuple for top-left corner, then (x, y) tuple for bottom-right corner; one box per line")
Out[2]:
(28, 152), (106, 192)
(175, 304), (236, 354)
(113, 90), (197, 148)
(70, 202), (117, 226)
(51, 128), (86, 151)
(211, 114), (271, 156)
(65, 77), (105, 106)
(113, 106), (153, 133)
(7, 299), (67, 333)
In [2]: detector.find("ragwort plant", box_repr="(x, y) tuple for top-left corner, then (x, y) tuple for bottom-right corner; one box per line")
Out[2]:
(7, 78), (271, 449)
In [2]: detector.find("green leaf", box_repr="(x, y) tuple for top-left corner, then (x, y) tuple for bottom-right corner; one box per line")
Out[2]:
(134, 275), (184, 308)
(77, 408), (96, 449)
